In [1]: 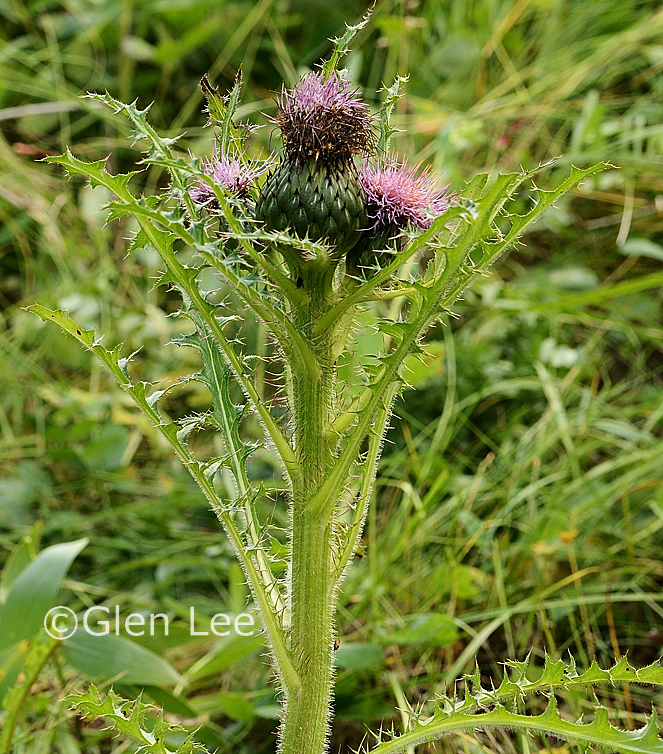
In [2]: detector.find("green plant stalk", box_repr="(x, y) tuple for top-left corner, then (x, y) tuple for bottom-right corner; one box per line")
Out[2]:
(281, 265), (338, 754)
(282, 506), (335, 754)
(0, 635), (59, 754)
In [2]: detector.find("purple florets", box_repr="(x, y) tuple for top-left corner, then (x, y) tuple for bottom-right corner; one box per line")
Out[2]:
(277, 72), (374, 166)
(190, 149), (271, 203)
(281, 72), (366, 115)
(359, 159), (455, 231)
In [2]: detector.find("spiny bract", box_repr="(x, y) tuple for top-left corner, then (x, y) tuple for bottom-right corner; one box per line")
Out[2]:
(255, 159), (366, 255)
(256, 71), (374, 259)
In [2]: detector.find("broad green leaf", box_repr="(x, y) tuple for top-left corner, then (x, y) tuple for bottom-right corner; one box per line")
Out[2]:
(217, 691), (256, 723)
(0, 538), (88, 652)
(142, 686), (198, 718)
(620, 238), (663, 261)
(385, 614), (458, 648)
(0, 642), (30, 704)
(62, 629), (182, 686)
(184, 631), (263, 682)
(334, 643), (383, 670)
(0, 521), (41, 604)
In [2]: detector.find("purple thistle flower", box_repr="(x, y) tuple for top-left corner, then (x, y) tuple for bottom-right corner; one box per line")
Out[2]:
(359, 159), (455, 231)
(190, 148), (272, 203)
(277, 72), (374, 166)
(281, 71), (366, 115)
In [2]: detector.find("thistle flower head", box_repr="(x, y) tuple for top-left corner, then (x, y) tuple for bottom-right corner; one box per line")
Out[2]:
(190, 148), (272, 203)
(277, 72), (374, 166)
(359, 159), (455, 231)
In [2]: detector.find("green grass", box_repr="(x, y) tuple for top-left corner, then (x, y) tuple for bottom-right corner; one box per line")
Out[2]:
(1, 0), (663, 751)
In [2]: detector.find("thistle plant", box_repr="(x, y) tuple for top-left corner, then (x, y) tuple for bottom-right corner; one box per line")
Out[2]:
(29, 13), (663, 754)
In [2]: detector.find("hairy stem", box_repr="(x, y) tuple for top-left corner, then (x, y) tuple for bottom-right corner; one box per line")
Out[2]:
(281, 268), (338, 754)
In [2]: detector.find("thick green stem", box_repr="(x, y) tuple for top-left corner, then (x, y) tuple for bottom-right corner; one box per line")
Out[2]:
(281, 270), (338, 754)
(282, 509), (334, 753)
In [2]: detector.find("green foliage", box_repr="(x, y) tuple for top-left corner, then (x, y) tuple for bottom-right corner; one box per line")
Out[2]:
(201, 69), (249, 152)
(363, 657), (663, 754)
(0, 537), (87, 651)
(26, 302), (296, 693)
(322, 4), (375, 80)
(68, 684), (208, 754)
(0, 633), (58, 754)
(63, 630), (183, 686)
(376, 75), (408, 155)
(367, 701), (663, 754)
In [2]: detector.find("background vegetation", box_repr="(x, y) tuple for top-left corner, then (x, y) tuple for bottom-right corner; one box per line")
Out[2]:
(1, 0), (662, 751)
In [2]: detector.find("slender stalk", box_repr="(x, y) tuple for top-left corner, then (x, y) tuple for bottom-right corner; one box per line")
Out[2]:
(281, 266), (338, 754)
(333, 385), (396, 586)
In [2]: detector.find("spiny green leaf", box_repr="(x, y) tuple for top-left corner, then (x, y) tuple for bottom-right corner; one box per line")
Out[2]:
(309, 162), (608, 523)
(26, 306), (143, 392)
(45, 149), (139, 199)
(322, 4), (374, 78)
(201, 69), (249, 152)
(449, 655), (663, 717)
(634, 661), (663, 685)
(129, 227), (157, 256)
(26, 307), (186, 454)
(104, 198), (193, 243)
(68, 685), (207, 754)
(176, 413), (210, 444)
(376, 321), (415, 343)
(221, 229), (330, 255)
(172, 322), (254, 490)
(364, 656), (663, 754)
(85, 92), (183, 159)
(377, 74), (408, 154)
(200, 73), (226, 128)
(213, 68), (245, 150)
(197, 327), (253, 479)
(370, 699), (663, 754)
(172, 322), (285, 624)
(26, 307), (289, 678)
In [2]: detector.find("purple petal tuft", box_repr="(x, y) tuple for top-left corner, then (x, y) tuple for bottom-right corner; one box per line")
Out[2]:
(277, 72), (374, 165)
(280, 72), (367, 115)
(190, 148), (272, 203)
(359, 159), (455, 230)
